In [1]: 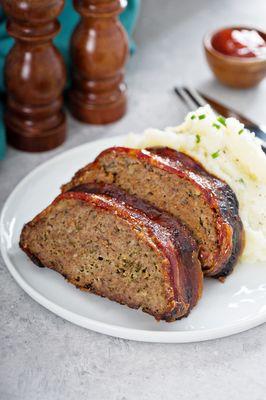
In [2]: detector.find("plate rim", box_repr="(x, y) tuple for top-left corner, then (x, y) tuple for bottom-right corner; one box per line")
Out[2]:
(1, 136), (266, 343)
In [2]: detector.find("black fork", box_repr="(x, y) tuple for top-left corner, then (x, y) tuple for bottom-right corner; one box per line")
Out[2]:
(174, 87), (207, 110)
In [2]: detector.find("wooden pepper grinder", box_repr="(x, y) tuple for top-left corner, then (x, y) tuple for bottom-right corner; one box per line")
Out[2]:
(69, 0), (129, 124)
(2, 0), (67, 152)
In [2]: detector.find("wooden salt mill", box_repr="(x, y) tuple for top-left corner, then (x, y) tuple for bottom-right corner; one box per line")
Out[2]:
(69, 0), (129, 124)
(2, 0), (66, 152)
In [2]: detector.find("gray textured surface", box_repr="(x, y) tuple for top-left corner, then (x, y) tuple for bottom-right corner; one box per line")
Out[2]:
(1, 0), (266, 399)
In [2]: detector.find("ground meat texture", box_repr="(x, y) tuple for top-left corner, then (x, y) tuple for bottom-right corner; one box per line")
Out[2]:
(69, 182), (203, 311)
(62, 147), (244, 278)
(20, 191), (203, 321)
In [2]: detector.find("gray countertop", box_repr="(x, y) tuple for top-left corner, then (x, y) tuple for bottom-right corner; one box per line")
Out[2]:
(1, 1), (266, 399)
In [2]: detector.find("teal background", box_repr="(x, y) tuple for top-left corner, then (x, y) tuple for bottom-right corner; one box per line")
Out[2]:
(0, 0), (140, 159)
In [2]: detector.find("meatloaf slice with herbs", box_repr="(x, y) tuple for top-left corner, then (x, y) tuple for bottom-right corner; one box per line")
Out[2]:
(62, 146), (244, 279)
(20, 186), (203, 322)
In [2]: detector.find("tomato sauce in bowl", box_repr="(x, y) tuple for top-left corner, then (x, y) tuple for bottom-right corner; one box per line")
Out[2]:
(204, 26), (266, 88)
(212, 28), (266, 59)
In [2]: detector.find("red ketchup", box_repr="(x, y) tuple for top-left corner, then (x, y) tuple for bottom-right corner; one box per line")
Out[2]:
(212, 28), (266, 58)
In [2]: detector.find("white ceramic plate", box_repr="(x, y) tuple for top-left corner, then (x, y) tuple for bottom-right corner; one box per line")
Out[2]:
(1, 136), (266, 343)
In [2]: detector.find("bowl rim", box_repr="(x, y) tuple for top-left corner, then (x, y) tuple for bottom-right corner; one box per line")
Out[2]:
(203, 25), (266, 65)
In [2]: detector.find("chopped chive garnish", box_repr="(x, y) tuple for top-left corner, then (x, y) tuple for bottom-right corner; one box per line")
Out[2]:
(238, 178), (245, 184)
(191, 115), (196, 120)
(198, 114), (206, 120)
(238, 129), (244, 135)
(212, 123), (221, 129)
(217, 116), (226, 127)
(211, 150), (220, 159)
(196, 134), (201, 143)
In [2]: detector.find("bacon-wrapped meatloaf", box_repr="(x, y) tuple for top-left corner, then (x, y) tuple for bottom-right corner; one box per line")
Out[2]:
(20, 184), (203, 321)
(62, 147), (244, 278)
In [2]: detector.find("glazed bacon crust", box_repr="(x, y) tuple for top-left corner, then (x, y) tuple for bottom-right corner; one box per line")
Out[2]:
(148, 147), (245, 278)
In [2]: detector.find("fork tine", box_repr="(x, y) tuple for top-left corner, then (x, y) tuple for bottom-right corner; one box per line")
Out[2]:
(174, 87), (198, 111)
(174, 87), (188, 106)
(183, 87), (207, 108)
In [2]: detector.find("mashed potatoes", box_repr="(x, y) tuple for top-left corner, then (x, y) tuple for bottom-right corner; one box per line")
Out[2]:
(126, 105), (266, 262)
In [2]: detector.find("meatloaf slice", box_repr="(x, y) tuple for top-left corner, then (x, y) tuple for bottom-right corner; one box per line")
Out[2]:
(62, 147), (244, 279)
(20, 188), (203, 322)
